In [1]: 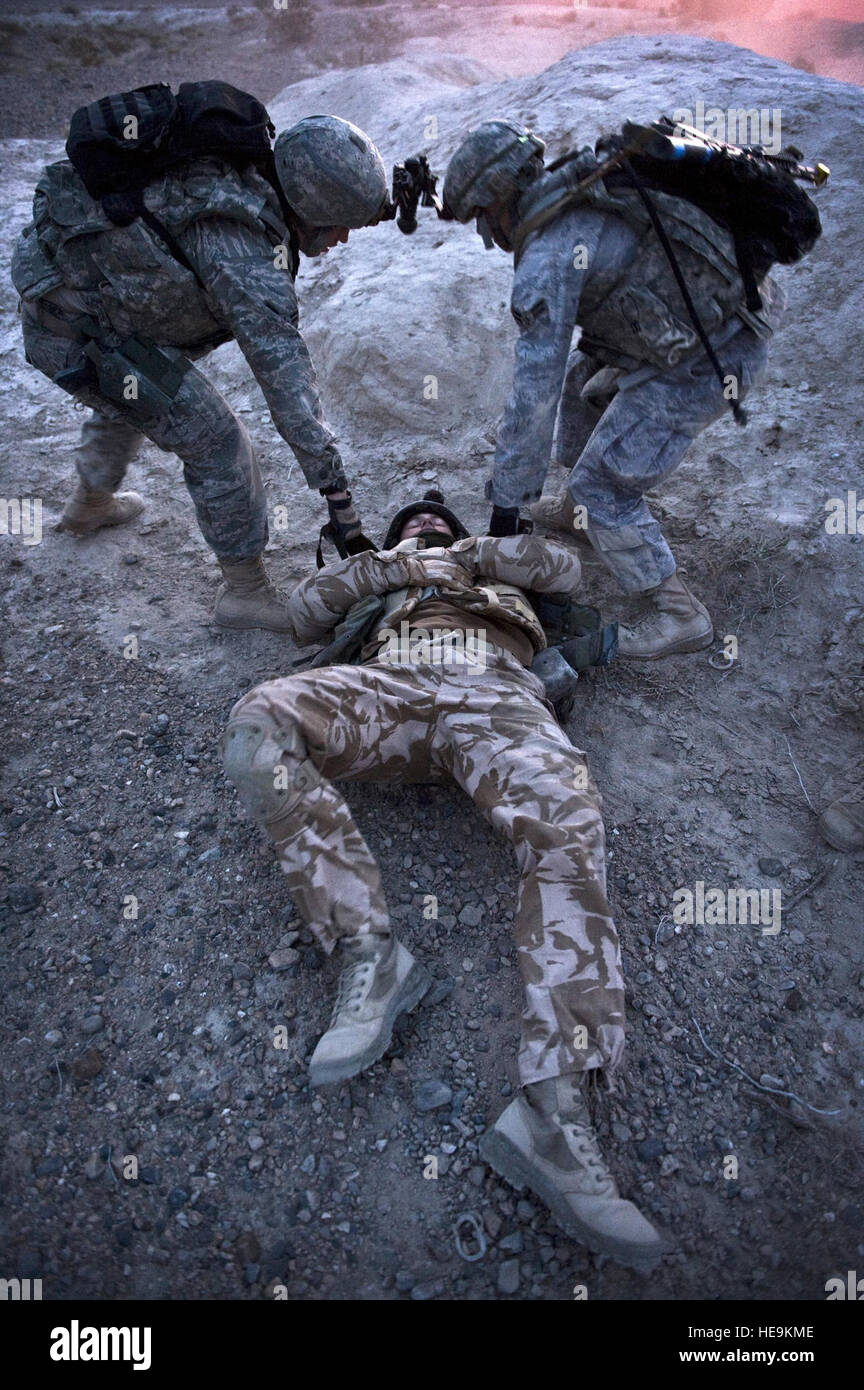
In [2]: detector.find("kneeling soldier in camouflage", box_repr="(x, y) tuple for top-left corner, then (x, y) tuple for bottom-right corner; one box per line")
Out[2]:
(222, 490), (663, 1269)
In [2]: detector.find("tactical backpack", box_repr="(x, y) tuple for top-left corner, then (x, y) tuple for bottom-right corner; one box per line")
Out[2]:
(597, 120), (824, 312)
(513, 118), (827, 421)
(65, 81), (289, 284)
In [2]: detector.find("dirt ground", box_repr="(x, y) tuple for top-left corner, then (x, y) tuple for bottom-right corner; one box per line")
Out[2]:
(1, 1), (862, 1303)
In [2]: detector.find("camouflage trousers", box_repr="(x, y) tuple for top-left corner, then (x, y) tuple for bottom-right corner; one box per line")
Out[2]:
(556, 324), (770, 592)
(225, 646), (626, 1085)
(21, 311), (268, 561)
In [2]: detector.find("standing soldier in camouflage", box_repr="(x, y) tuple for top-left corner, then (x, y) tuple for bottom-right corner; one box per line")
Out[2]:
(221, 490), (663, 1270)
(442, 121), (787, 659)
(12, 111), (388, 630)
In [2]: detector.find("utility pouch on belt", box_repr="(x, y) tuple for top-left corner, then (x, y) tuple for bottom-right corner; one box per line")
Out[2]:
(64, 336), (187, 418)
(529, 593), (618, 718)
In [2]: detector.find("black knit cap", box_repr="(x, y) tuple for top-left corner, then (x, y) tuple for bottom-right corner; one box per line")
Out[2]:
(381, 489), (470, 550)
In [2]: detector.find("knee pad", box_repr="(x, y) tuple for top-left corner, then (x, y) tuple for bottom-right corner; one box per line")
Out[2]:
(221, 714), (319, 829)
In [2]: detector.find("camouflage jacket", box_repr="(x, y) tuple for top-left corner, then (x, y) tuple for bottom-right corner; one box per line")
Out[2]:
(10, 157), (345, 491)
(492, 202), (786, 509)
(288, 534), (584, 664)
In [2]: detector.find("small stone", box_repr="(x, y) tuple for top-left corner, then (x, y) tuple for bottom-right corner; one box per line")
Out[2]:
(636, 1137), (665, 1162)
(80, 1015), (104, 1036)
(498, 1258), (521, 1294)
(69, 1048), (104, 1083)
(759, 1073), (784, 1090)
(167, 1187), (188, 1212)
(84, 1151), (102, 1181)
(7, 883), (43, 914)
(424, 979), (454, 1008)
(483, 1210), (502, 1239)
(248, 1135), (265, 1152)
(655, 920), (675, 946)
(268, 948), (299, 971)
(758, 857), (784, 877)
(413, 1080), (453, 1113)
(197, 847), (220, 864)
(458, 904), (483, 927)
(499, 1231), (523, 1254)
(740, 1186), (757, 1203)
(44, 1030), (63, 1047)
(36, 1156), (63, 1176)
(394, 1270), (415, 1292)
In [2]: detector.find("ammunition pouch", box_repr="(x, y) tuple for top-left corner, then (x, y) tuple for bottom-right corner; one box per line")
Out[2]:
(57, 335), (188, 418)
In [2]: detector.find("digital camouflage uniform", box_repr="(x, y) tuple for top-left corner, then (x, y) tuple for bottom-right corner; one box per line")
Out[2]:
(225, 533), (626, 1086)
(12, 157), (346, 559)
(491, 204), (788, 591)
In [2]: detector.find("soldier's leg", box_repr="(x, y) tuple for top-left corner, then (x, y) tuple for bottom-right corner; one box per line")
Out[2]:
(222, 662), (437, 1082)
(22, 314), (289, 628)
(532, 350), (612, 541)
(21, 314), (147, 533)
(222, 662), (438, 951)
(554, 349), (611, 472)
(432, 657), (625, 1086)
(434, 656), (662, 1267)
(74, 410), (144, 492)
(570, 327), (770, 594)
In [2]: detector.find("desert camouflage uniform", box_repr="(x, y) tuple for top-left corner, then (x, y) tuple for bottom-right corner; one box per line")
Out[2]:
(12, 157), (346, 559)
(225, 534), (626, 1085)
(491, 206), (787, 591)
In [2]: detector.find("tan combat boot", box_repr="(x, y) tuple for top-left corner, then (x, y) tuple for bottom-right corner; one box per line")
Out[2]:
(480, 1072), (664, 1271)
(617, 571), (713, 659)
(56, 482), (144, 534)
(214, 556), (295, 633)
(309, 934), (432, 1086)
(529, 490), (591, 546)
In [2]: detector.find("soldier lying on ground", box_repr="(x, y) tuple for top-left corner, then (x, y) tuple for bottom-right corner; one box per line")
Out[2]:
(12, 109), (387, 631)
(221, 489), (664, 1270)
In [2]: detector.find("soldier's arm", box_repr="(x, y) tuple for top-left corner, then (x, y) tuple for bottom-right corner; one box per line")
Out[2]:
(287, 549), (418, 642)
(451, 534), (582, 595)
(179, 217), (346, 492)
(488, 217), (601, 511)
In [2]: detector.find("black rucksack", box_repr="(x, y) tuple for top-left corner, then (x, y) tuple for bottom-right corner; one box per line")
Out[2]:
(66, 81), (276, 201)
(64, 81), (290, 285)
(598, 119), (824, 310)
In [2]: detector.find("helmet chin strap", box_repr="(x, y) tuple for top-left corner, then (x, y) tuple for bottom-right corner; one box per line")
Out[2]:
(475, 208), (514, 253)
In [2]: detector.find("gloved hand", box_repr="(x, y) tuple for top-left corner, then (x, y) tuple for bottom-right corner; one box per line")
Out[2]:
(488, 505), (520, 537)
(321, 489), (377, 556)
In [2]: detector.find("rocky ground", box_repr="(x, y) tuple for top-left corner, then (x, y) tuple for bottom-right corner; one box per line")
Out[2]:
(1, 5), (863, 1302)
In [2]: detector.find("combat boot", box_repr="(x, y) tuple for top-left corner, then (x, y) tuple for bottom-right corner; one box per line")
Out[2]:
(56, 482), (144, 534)
(309, 934), (432, 1086)
(214, 555), (295, 633)
(480, 1072), (664, 1271)
(617, 571), (713, 659)
(529, 490), (591, 546)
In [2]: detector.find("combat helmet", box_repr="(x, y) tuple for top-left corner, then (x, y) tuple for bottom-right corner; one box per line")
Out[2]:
(274, 115), (390, 227)
(443, 120), (546, 223)
(382, 490), (470, 551)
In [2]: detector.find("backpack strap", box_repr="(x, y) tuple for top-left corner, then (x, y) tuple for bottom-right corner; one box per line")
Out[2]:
(618, 158), (747, 427)
(101, 189), (208, 291)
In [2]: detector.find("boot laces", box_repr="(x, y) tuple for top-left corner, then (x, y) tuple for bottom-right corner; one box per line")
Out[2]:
(331, 956), (374, 1022)
(561, 1114), (612, 1188)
